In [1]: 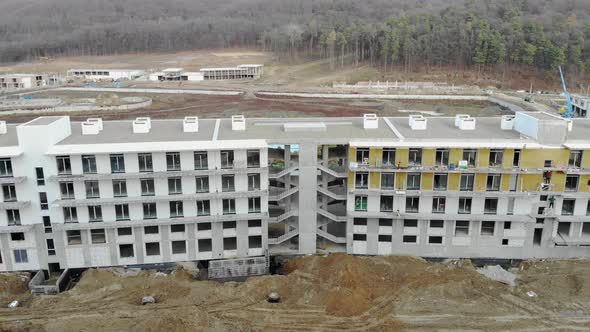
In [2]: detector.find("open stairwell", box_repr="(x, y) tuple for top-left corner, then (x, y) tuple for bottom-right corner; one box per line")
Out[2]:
(317, 208), (347, 222)
(268, 165), (299, 179)
(268, 228), (299, 245)
(269, 186), (299, 201)
(268, 209), (298, 223)
(317, 164), (347, 178)
(317, 186), (346, 200)
(317, 229), (346, 244)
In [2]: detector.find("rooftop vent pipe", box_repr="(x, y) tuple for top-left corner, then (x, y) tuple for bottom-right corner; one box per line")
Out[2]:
(501, 115), (515, 130)
(133, 117), (151, 134)
(183, 116), (199, 132)
(231, 115), (246, 131)
(363, 114), (378, 129)
(409, 115), (427, 130)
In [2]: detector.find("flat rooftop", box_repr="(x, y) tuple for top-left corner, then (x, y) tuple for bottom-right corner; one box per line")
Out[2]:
(58, 119), (217, 145)
(0, 114), (581, 149)
(565, 119), (590, 141)
(54, 116), (539, 146)
(0, 74), (37, 78)
(216, 117), (396, 143)
(0, 125), (19, 147)
(389, 117), (524, 141)
(23, 117), (62, 126)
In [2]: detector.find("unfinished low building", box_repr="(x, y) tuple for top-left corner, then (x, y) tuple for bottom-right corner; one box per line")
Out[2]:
(67, 69), (145, 81)
(0, 112), (589, 275)
(200, 65), (263, 80)
(572, 95), (590, 118)
(148, 68), (204, 81)
(0, 74), (56, 91)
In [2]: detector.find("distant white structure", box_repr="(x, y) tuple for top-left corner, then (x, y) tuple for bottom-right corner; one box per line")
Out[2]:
(67, 69), (145, 81)
(148, 68), (204, 81)
(571, 94), (590, 118)
(0, 74), (57, 91)
(148, 65), (263, 82)
(201, 64), (263, 80)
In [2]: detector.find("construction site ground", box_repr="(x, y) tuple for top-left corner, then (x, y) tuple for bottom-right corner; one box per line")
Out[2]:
(1, 254), (589, 331)
(1, 89), (509, 123)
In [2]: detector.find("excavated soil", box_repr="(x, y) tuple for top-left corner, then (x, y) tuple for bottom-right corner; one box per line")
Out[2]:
(0, 254), (589, 331)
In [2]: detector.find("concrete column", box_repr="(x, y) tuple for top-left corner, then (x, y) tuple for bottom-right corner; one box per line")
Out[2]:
(212, 222), (223, 259)
(107, 228), (118, 266)
(33, 225), (49, 270)
(366, 218), (379, 255)
(160, 225), (171, 262)
(186, 223), (196, 260)
(82, 229), (92, 267)
(0, 233), (13, 271)
(133, 226), (144, 264)
(53, 228), (68, 268)
(237, 220), (248, 256)
(298, 143), (318, 254)
(321, 145), (329, 232)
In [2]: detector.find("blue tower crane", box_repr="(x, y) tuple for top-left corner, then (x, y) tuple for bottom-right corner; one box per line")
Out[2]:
(559, 66), (574, 118)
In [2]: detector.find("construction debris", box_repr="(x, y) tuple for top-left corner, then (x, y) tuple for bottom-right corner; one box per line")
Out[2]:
(109, 267), (141, 277)
(477, 265), (518, 286)
(141, 296), (156, 305)
(267, 292), (281, 303)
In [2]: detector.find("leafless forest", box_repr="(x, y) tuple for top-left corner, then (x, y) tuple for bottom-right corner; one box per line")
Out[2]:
(0, 0), (589, 76)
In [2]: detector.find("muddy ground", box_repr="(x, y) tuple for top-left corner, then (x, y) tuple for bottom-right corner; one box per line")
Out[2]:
(0, 254), (589, 331)
(0, 90), (509, 123)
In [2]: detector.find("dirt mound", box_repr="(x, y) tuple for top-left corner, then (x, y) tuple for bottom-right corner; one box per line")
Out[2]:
(68, 268), (194, 305)
(1, 256), (590, 331)
(0, 273), (31, 306)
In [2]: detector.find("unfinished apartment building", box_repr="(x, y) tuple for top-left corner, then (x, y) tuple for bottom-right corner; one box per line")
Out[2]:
(0, 74), (55, 91)
(0, 112), (589, 274)
(572, 95), (590, 118)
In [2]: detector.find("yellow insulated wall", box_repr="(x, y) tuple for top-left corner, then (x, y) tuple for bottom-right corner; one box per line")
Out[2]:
(422, 149), (436, 167)
(500, 174), (511, 191)
(349, 147), (356, 162)
(475, 173), (487, 192)
(396, 172), (407, 189)
(369, 148), (382, 166)
(396, 148), (409, 167)
(502, 149), (515, 169)
(582, 150), (590, 168)
(580, 175), (590, 192)
(477, 149), (490, 168)
(551, 172), (566, 192)
(422, 173), (434, 190)
(521, 174), (542, 191)
(449, 148), (463, 166)
(348, 171), (355, 188)
(520, 149), (569, 168)
(370, 172), (381, 189)
(448, 173), (460, 191)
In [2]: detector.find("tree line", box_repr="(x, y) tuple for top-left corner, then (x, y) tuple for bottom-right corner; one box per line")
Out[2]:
(0, 0), (589, 76)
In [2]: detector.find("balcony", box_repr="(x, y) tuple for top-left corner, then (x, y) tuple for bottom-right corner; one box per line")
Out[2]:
(48, 167), (268, 182)
(52, 190), (267, 207)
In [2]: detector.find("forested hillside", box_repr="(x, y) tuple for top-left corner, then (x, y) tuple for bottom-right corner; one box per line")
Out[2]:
(1, 0), (589, 76)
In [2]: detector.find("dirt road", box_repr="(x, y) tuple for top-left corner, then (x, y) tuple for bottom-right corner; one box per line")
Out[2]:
(0, 255), (589, 331)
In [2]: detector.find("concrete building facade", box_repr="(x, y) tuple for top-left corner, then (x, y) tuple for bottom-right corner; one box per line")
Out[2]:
(0, 112), (590, 273)
(572, 94), (590, 118)
(67, 69), (145, 81)
(148, 65), (263, 82)
(0, 74), (56, 91)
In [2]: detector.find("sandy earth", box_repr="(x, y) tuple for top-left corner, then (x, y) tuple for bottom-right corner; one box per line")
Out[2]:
(0, 89), (508, 123)
(0, 254), (589, 331)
